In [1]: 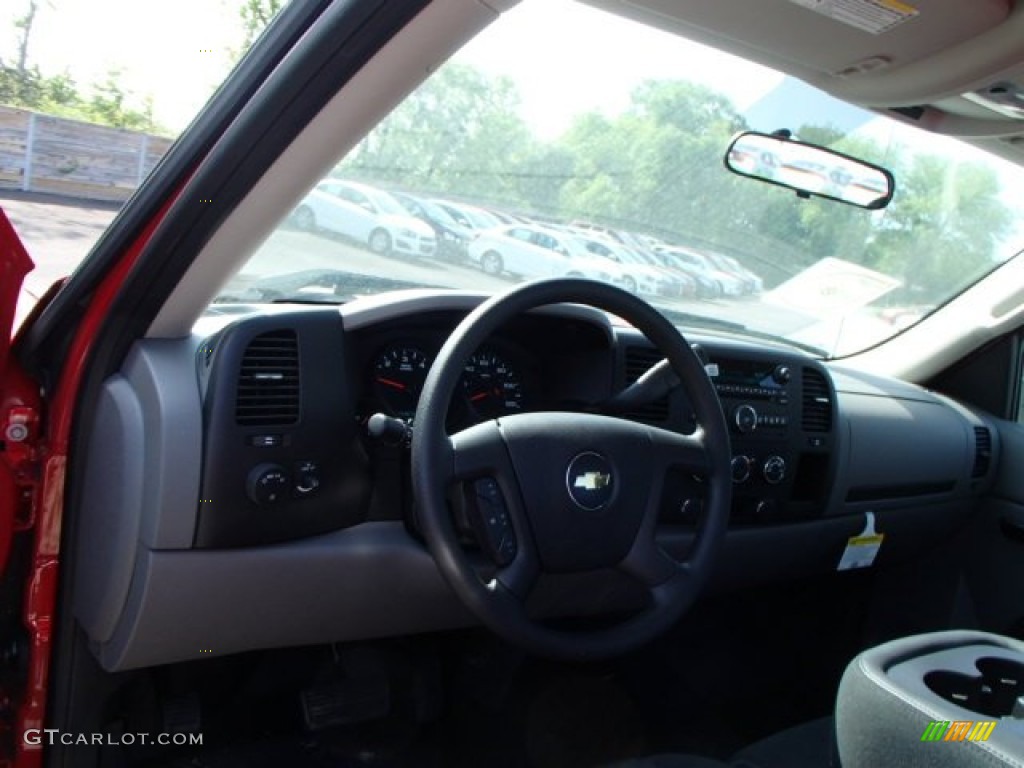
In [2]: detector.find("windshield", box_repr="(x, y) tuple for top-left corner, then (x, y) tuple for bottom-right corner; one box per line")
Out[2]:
(216, 0), (1024, 358)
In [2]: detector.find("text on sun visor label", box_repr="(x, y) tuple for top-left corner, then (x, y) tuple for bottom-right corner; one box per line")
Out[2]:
(788, 0), (918, 35)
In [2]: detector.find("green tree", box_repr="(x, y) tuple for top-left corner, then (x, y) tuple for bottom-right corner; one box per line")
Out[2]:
(867, 152), (1012, 301)
(1, 2), (165, 134)
(557, 80), (747, 239)
(83, 70), (159, 132)
(0, 0), (44, 106)
(342, 62), (534, 204)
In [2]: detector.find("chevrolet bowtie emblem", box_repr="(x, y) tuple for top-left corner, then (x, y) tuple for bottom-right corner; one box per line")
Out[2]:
(574, 471), (611, 491)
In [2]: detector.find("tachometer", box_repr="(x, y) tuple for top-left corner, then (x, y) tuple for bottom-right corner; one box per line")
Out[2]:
(372, 345), (429, 419)
(461, 349), (523, 420)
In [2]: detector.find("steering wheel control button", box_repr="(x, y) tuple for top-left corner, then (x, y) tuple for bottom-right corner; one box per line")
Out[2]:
(763, 455), (787, 485)
(566, 452), (615, 511)
(733, 404), (758, 433)
(469, 478), (517, 566)
(247, 463), (290, 507)
(730, 455), (752, 484)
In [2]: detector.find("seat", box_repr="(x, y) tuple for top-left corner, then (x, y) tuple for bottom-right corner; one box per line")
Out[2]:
(609, 716), (837, 768)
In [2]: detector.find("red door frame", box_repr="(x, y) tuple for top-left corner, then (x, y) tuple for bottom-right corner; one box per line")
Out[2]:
(3, 194), (178, 767)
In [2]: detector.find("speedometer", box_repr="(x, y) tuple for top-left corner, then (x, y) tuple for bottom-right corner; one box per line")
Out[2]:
(372, 345), (428, 419)
(461, 350), (524, 420)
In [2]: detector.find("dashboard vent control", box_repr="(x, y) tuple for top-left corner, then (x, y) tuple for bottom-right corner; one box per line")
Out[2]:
(624, 346), (669, 422)
(801, 368), (832, 433)
(972, 426), (992, 478)
(235, 330), (300, 426)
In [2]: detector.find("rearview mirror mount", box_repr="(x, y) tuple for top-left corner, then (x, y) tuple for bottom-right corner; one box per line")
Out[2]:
(724, 130), (895, 210)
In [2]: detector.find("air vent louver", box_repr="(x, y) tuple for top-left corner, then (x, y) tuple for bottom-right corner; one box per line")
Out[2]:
(972, 426), (992, 478)
(802, 368), (832, 433)
(235, 330), (300, 426)
(624, 346), (669, 422)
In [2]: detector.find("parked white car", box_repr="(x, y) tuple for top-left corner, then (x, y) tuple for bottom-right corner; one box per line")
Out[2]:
(293, 180), (436, 258)
(661, 246), (746, 297)
(467, 225), (629, 286)
(574, 235), (685, 298)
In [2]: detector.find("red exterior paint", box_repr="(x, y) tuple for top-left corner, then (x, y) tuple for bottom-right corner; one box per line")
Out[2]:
(13, 194), (179, 767)
(0, 208), (41, 767)
(0, 210), (33, 377)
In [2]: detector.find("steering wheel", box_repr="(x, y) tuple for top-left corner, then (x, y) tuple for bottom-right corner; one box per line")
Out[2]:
(411, 278), (732, 660)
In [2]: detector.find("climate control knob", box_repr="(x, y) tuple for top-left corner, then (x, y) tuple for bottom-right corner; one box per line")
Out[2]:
(733, 404), (758, 433)
(763, 455), (786, 485)
(772, 365), (792, 385)
(731, 455), (752, 484)
(247, 463), (290, 507)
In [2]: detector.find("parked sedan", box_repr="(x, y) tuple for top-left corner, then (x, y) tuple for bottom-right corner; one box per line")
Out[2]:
(293, 180), (436, 258)
(575, 234), (685, 297)
(431, 199), (503, 233)
(660, 247), (746, 297)
(467, 225), (629, 286)
(702, 250), (763, 295)
(390, 191), (473, 262)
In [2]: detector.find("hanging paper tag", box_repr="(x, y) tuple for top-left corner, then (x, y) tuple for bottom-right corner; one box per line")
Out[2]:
(837, 511), (884, 570)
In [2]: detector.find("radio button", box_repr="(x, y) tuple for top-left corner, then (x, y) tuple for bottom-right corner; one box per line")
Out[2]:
(734, 404), (758, 433)
(731, 455), (752, 483)
(763, 455), (786, 485)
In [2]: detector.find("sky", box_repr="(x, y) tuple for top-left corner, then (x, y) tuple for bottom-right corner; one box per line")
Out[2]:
(458, 1), (785, 140)
(1, 0), (240, 133)
(0, 0), (786, 137)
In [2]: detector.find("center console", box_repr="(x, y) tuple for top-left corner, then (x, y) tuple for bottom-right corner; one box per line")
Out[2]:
(837, 630), (1024, 767)
(660, 350), (837, 527)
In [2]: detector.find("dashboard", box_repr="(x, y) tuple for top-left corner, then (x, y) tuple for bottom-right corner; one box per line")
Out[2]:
(70, 293), (1001, 671)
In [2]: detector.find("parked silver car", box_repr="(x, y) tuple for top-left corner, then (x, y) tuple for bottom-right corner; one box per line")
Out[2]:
(467, 224), (629, 286)
(293, 180), (436, 257)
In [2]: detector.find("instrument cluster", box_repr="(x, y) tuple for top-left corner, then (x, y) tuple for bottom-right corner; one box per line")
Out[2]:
(368, 341), (527, 425)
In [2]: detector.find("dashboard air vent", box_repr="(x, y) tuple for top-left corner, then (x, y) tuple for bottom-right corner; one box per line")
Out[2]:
(802, 368), (832, 433)
(972, 426), (992, 478)
(624, 345), (669, 422)
(235, 330), (300, 426)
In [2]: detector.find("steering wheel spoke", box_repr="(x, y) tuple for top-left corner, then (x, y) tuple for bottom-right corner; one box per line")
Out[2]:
(647, 424), (712, 477)
(492, 549), (539, 600)
(447, 421), (541, 586)
(447, 421), (510, 482)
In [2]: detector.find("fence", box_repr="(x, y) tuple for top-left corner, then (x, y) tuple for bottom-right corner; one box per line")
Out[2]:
(0, 106), (172, 203)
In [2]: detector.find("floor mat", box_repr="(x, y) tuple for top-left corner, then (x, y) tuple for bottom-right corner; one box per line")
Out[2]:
(525, 675), (649, 768)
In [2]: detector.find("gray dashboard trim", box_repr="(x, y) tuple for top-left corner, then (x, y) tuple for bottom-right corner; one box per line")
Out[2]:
(123, 339), (204, 549)
(72, 375), (145, 644)
(73, 339), (205, 645)
(828, 364), (944, 403)
(94, 522), (474, 671)
(339, 289), (614, 334)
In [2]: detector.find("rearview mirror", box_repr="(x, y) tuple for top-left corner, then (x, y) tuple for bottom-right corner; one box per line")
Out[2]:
(724, 131), (894, 210)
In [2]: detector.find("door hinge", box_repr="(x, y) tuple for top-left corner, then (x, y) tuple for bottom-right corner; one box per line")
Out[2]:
(1, 405), (41, 531)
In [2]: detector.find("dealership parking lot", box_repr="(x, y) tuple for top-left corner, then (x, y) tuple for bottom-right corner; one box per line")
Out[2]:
(4, 192), (817, 342)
